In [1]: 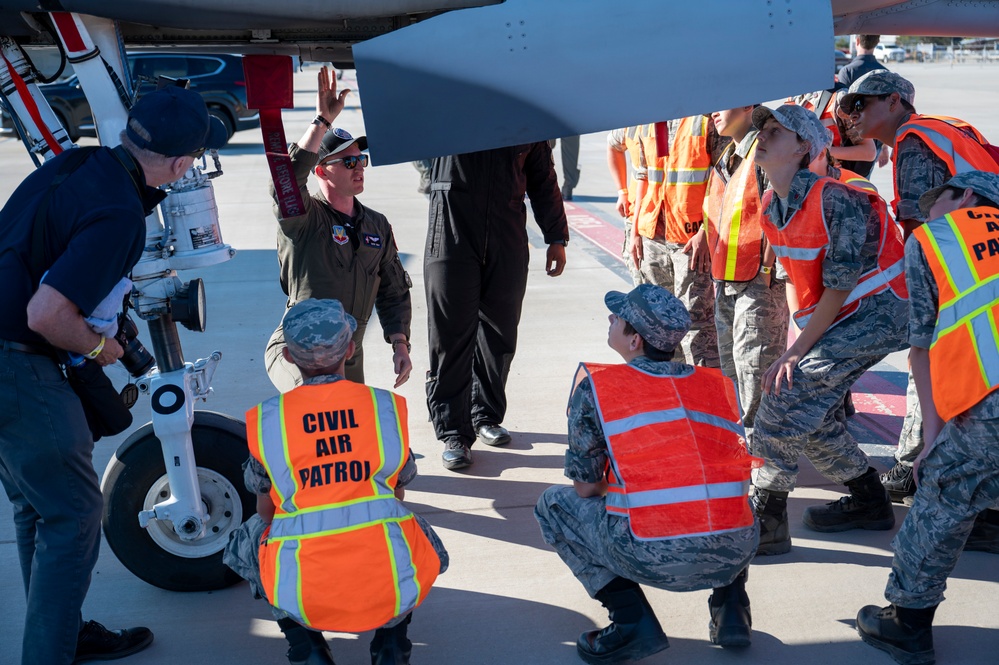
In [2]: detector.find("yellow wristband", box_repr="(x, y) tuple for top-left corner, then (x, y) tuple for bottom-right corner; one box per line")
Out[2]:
(617, 188), (628, 195)
(85, 335), (106, 360)
(759, 265), (773, 275)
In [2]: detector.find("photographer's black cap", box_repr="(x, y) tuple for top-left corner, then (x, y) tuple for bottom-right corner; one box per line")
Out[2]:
(125, 87), (228, 157)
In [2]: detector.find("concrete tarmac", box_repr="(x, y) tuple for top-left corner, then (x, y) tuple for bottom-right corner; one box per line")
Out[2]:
(1, 61), (998, 665)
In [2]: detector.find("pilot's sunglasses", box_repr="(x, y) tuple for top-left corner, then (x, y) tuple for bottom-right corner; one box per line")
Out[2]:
(846, 94), (889, 114)
(325, 154), (369, 169)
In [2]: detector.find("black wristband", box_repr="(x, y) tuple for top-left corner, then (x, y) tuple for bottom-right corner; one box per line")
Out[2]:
(313, 115), (331, 130)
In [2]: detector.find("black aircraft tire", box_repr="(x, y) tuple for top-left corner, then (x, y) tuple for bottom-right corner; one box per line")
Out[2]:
(101, 411), (254, 592)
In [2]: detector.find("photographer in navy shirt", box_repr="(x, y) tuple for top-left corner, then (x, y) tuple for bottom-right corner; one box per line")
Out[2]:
(0, 86), (225, 665)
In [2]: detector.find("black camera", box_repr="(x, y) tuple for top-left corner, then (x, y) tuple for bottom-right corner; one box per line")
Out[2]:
(114, 314), (156, 377)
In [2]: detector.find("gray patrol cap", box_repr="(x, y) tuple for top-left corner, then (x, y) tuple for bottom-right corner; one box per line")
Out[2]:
(605, 284), (690, 354)
(282, 299), (357, 371)
(841, 70), (916, 112)
(918, 171), (999, 217)
(752, 104), (831, 163)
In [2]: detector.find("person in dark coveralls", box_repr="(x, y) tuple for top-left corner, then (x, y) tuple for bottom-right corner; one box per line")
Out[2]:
(265, 66), (413, 392)
(536, 284), (760, 664)
(856, 172), (999, 665)
(425, 143), (569, 470)
(0, 87), (226, 665)
(226, 299), (448, 665)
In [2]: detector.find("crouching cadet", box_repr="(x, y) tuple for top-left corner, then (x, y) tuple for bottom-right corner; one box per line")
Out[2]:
(224, 299), (448, 665)
(535, 284), (761, 664)
(857, 172), (999, 665)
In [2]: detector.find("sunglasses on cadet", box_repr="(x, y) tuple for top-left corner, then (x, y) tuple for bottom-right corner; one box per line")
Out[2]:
(845, 94), (890, 115)
(323, 154), (369, 169)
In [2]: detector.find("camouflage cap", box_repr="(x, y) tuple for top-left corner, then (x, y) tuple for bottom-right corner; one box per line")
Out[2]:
(841, 70), (916, 112)
(752, 104), (831, 163)
(282, 299), (357, 371)
(605, 284), (690, 353)
(919, 171), (999, 217)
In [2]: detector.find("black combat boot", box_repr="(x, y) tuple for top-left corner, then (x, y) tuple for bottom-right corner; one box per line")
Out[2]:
(964, 509), (999, 554)
(370, 614), (413, 665)
(802, 467), (895, 532)
(708, 567), (752, 648)
(881, 462), (916, 504)
(577, 577), (670, 665)
(856, 603), (936, 665)
(278, 618), (336, 665)
(752, 489), (791, 555)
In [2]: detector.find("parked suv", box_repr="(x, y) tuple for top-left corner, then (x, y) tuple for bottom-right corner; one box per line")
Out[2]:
(874, 43), (906, 63)
(2, 53), (257, 144)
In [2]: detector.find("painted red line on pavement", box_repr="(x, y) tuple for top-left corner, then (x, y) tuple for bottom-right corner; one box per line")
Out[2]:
(564, 202), (626, 261)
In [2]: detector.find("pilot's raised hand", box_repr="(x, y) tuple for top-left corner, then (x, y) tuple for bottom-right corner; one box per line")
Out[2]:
(317, 66), (350, 123)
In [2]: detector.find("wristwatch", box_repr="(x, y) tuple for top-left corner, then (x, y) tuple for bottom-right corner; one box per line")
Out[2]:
(312, 115), (331, 130)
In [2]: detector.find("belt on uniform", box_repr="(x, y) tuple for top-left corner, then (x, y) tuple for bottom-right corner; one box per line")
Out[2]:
(0, 338), (55, 356)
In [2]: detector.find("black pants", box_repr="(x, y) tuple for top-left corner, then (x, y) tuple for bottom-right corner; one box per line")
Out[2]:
(424, 234), (530, 445)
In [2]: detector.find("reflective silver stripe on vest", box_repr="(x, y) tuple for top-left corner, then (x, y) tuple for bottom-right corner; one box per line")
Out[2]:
(606, 480), (750, 510)
(900, 124), (978, 174)
(384, 520), (420, 616)
(843, 259), (904, 307)
(604, 406), (744, 438)
(931, 219), (978, 294)
(259, 397), (300, 514)
(691, 117), (707, 137)
(666, 168), (709, 185)
(274, 540), (305, 622)
(647, 169), (665, 183)
(371, 388), (405, 487)
(269, 496), (412, 539)
(770, 243), (823, 261)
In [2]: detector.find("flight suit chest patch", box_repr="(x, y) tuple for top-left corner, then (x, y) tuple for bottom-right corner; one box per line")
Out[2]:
(363, 233), (382, 248)
(331, 225), (349, 245)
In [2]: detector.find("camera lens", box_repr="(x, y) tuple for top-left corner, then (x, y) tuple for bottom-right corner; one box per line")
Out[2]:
(117, 315), (156, 377)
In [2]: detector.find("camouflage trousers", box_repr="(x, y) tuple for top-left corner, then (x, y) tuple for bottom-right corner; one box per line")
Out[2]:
(752, 293), (909, 492)
(895, 368), (924, 466)
(885, 397), (999, 608)
(224, 513), (449, 626)
(635, 236), (719, 368)
(534, 486), (756, 597)
(622, 220), (642, 286)
(714, 275), (789, 445)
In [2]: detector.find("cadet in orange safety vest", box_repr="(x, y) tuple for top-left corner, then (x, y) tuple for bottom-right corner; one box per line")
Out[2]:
(857, 172), (999, 665)
(749, 105), (909, 556)
(630, 117), (730, 367)
(842, 69), (999, 514)
(607, 126), (647, 285)
(223, 299), (448, 665)
(536, 284), (761, 664)
(695, 104), (788, 449)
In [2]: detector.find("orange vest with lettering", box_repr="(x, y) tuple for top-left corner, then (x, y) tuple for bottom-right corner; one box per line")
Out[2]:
(582, 362), (761, 540)
(662, 115), (712, 243)
(761, 177), (908, 329)
(248, 382), (439, 632)
(892, 115), (999, 218)
(912, 207), (999, 420)
(704, 137), (766, 282)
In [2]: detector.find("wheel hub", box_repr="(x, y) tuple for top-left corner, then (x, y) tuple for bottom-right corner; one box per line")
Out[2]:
(141, 468), (243, 558)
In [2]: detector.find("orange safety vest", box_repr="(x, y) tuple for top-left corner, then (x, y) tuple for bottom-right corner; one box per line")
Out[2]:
(790, 91), (842, 147)
(892, 115), (999, 218)
(837, 167), (878, 194)
(636, 124), (665, 238)
(623, 125), (645, 211)
(581, 362), (761, 540)
(247, 382), (439, 632)
(663, 115), (712, 243)
(704, 137), (766, 282)
(761, 177), (908, 329)
(911, 206), (999, 421)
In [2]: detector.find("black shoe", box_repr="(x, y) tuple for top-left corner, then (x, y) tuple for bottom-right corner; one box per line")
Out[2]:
(441, 439), (473, 470)
(752, 489), (791, 556)
(856, 604), (936, 665)
(74, 620), (153, 663)
(708, 568), (752, 648)
(476, 423), (512, 447)
(802, 467), (896, 533)
(964, 510), (999, 554)
(561, 186), (573, 201)
(881, 462), (916, 504)
(370, 615), (412, 665)
(578, 581), (669, 665)
(280, 619), (336, 665)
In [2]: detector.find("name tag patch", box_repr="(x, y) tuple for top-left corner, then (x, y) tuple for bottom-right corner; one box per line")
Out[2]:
(363, 233), (382, 248)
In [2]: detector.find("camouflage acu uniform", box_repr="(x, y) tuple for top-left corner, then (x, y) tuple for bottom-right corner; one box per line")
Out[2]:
(223, 373), (449, 623)
(608, 127), (645, 286)
(635, 118), (731, 367)
(535, 356), (757, 597)
(752, 171), (909, 492)
(891, 134), (951, 466)
(711, 130), (789, 444)
(885, 236), (999, 609)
